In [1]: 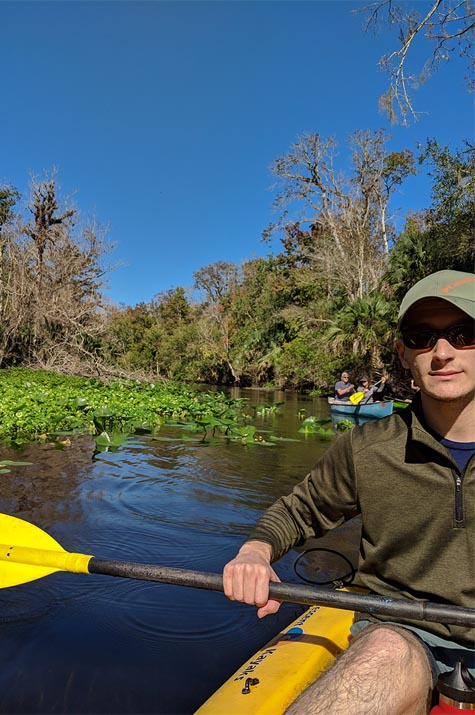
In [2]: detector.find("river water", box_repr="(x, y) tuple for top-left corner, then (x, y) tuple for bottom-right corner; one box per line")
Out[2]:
(0, 389), (360, 714)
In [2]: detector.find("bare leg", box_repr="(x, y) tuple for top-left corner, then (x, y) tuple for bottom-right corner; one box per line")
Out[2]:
(284, 625), (432, 715)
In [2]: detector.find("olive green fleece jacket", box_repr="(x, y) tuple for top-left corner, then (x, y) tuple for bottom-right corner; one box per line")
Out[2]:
(247, 397), (475, 646)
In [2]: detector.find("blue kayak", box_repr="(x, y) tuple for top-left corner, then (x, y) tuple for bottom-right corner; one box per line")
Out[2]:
(328, 398), (393, 418)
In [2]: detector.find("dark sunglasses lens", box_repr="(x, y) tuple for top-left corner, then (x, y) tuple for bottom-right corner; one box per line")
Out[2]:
(449, 325), (475, 347)
(402, 330), (434, 349)
(403, 325), (475, 349)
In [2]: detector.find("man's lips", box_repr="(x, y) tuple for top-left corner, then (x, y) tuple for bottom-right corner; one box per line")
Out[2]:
(429, 371), (462, 377)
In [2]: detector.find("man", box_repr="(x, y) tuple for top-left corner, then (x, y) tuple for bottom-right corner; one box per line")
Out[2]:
(334, 371), (356, 400)
(223, 270), (475, 714)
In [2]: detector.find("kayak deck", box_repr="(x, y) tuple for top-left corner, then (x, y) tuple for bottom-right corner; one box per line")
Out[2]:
(195, 605), (354, 715)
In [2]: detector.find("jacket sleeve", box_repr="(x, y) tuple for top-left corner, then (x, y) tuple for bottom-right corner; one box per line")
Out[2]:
(247, 430), (360, 562)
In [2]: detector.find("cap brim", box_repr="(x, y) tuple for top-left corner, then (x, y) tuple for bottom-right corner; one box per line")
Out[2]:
(398, 295), (475, 326)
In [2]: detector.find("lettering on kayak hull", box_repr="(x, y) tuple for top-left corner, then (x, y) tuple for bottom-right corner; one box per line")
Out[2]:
(233, 607), (321, 681)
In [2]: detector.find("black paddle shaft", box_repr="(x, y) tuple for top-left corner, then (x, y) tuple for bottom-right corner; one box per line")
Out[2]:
(88, 558), (475, 628)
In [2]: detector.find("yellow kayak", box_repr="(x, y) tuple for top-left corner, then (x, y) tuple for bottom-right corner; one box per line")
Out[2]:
(195, 604), (354, 715)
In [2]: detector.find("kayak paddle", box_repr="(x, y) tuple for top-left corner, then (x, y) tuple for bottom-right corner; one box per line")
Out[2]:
(1, 514), (473, 628)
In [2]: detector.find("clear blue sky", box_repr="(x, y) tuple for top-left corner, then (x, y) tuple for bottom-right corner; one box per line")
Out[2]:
(1, 0), (472, 306)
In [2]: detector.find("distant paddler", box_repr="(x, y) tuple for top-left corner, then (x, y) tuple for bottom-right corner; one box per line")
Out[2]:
(355, 375), (387, 403)
(333, 371), (356, 401)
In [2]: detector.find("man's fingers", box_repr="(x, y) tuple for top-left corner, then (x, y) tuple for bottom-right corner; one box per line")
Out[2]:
(223, 559), (280, 612)
(223, 542), (279, 617)
(257, 571), (282, 617)
(233, 562), (270, 603)
(257, 598), (282, 618)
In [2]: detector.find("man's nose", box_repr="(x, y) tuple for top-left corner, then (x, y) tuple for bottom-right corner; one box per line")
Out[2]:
(431, 336), (454, 360)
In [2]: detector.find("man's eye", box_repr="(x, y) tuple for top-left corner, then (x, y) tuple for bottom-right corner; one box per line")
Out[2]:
(449, 326), (475, 345)
(449, 329), (463, 344)
(415, 331), (434, 344)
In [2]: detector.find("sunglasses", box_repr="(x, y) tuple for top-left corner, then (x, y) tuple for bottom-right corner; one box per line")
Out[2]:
(401, 323), (475, 351)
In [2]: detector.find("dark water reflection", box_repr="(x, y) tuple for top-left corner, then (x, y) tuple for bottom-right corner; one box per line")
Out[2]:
(0, 389), (360, 714)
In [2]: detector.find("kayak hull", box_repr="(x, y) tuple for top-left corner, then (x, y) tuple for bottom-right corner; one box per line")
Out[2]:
(194, 605), (354, 715)
(328, 398), (393, 418)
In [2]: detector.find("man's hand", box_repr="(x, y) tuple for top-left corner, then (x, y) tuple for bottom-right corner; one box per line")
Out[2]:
(223, 541), (282, 618)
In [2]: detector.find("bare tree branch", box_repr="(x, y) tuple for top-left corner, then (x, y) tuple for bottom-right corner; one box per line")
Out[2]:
(361, 0), (475, 124)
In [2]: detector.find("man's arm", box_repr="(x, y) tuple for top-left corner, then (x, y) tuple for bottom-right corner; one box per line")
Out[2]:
(336, 382), (355, 398)
(370, 377), (387, 401)
(223, 431), (359, 616)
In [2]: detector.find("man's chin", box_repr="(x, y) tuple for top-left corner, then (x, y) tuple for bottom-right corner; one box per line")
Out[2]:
(423, 389), (475, 405)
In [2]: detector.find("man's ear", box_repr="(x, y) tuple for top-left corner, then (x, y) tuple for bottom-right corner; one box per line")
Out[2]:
(395, 339), (410, 369)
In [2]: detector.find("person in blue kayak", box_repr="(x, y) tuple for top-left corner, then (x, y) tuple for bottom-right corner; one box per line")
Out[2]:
(223, 269), (475, 715)
(356, 375), (387, 402)
(333, 371), (356, 400)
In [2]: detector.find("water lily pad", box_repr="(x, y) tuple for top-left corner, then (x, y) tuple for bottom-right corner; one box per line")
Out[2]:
(0, 460), (33, 466)
(268, 436), (300, 443)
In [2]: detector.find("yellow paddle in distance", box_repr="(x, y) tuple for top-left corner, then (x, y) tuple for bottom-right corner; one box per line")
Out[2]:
(349, 379), (384, 405)
(1, 513), (474, 628)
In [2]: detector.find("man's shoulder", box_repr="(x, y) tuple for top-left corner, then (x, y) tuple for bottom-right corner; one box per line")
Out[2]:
(351, 410), (411, 450)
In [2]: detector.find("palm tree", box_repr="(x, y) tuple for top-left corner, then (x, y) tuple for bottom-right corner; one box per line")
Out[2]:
(325, 294), (395, 369)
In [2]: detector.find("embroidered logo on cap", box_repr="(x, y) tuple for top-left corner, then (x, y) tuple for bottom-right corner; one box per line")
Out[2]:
(441, 277), (475, 294)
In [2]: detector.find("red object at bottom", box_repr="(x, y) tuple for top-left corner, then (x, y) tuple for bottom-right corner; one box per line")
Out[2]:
(430, 700), (475, 713)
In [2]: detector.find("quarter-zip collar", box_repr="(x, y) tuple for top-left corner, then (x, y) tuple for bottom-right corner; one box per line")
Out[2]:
(404, 395), (474, 528)
(405, 394), (461, 468)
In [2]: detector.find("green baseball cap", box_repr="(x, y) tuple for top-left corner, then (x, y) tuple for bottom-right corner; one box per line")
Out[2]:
(398, 270), (475, 325)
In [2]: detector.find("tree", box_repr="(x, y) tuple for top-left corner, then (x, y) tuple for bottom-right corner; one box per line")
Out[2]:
(192, 262), (244, 383)
(0, 227), (32, 366)
(228, 258), (293, 385)
(387, 139), (475, 301)
(153, 287), (192, 329)
(0, 173), (114, 370)
(102, 302), (161, 375)
(385, 215), (430, 303)
(0, 184), (20, 234)
(363, 0), (475, 124)
(151, 288), (197, 379)
(0, 184), (21, 319)
(419, 137), (475, 220)
(351, 131), (415, 254)
(24, 175), (75, 301)
(194, 300), (238, 384)
(263, 130), (415, 301)
(325, 293), (395, 370)
(193, 261), (240, 304)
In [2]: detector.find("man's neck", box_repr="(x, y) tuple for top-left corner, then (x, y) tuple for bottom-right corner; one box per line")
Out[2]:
(420, 393), (475, 442)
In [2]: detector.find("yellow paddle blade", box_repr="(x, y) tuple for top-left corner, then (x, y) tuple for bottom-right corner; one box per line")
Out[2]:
(349, 391), (364, 405)
(0, 514), (92, 589)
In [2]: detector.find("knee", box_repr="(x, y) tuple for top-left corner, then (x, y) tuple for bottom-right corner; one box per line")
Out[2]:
(355, 625), (413, 655)
(351, 625), (432, 683)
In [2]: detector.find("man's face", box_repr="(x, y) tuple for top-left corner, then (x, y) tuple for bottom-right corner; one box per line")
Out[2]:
(342, 375), (349, 383)
(396, 299), (475, 404)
